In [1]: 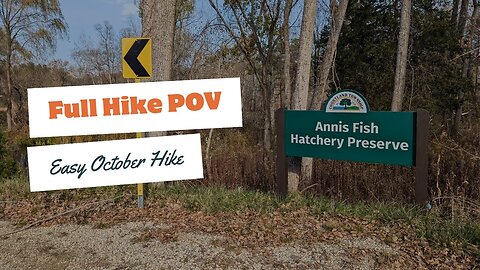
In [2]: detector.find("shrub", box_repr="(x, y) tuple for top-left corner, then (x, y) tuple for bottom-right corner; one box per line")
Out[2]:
(0, 130), (18, 179)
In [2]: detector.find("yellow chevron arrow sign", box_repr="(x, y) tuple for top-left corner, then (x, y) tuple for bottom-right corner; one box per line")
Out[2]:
(122, 38), (152, 79)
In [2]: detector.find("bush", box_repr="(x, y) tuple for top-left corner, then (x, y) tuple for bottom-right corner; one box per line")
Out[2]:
(0, 130), (18, 179)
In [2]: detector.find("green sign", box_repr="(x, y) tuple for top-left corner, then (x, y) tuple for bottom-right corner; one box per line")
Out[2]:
(277, 90), (429, 202)
(285, 111), (416, 166)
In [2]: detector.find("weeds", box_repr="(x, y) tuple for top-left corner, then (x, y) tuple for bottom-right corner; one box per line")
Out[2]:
(148, 184), (282, 213)
(0, 174), (30, 200)
(143, 183), (480, 251)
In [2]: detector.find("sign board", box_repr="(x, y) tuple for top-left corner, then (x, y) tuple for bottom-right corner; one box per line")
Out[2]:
(275, 89), (429, 204)
(284, 89), (415, 166)
(122, 38), (152, 79)
(285, 111), (415, 166)
(28, 77), (243, 138)
(28, 134), (203, 192)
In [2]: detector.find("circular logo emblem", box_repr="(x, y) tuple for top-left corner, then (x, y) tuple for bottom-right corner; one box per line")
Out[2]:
(324, 90), (369, 113)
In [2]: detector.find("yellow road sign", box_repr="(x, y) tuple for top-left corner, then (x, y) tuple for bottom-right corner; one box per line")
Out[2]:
(122, 38), (152, 79)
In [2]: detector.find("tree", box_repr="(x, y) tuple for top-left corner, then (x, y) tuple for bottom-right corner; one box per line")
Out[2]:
(340, 98), (351, 108)
(310, 0), (349, 110)
(452, 0), (479, 136)
(283, 0), (293, 109)
(288, 0), (317, 193)
(12, 61), (75, 124)
(208, 0), (283, 150)
(391, 0), (412, 112)
(294, 0), (349, 194)
(141, 0), (176, 82)
(140, 0), (176, 139)
(334, 0), (468, 125)
(292, 0), (317, 111)
(71, 21), (121, 85)
(71, 35), (102, 84)
(458, 0), (469, 32)
(0, 0), (67, 130)
(95, 21), (120, 84)
(334, 1), (397, 110)
(452, 0), (460, 26)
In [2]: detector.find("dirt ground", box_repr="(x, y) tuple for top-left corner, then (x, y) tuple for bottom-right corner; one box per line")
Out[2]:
(0, 220), (407, 270)
(0, 198), (477, 269)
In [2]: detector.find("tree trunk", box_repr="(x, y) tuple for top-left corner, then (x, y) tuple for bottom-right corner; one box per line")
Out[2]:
(141, 0), (176, 137)
(205, 128), (214, 180)
(140, 0), (176, 191)
(141, 0), (176, 81)
(292, 0), (317, 111)
(283, 0), (293, 109)
(453, 0), (479, 136)
(391, 0), (412, 112)
(302, 0), (349, 191)
(263, 69), (273, 150)
(5, 40), (13, 131)
(288, 0), (317, 193)
(477, 66), (480, 101)
(458, 0), (469, 33)
(310, 0), (349, 110)
(452, 0), (460, 26)
(264, 107), (272, 150)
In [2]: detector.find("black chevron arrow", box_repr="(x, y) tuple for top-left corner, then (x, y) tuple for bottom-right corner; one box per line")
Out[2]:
(124, 39), (150, 77)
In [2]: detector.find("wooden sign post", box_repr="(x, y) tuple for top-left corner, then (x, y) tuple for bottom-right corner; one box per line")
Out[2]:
(414, 109), (429, 204)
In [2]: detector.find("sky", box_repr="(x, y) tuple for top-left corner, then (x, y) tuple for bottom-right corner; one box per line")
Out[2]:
(54, 0), (215, 63)
(54, 0), (140, 62)
(52, 0), (309, 64)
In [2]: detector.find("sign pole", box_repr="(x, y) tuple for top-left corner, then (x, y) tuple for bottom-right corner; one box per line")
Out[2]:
(415, 109), (429, 205)
(135, 78), (144, 208)
(275, 108), (288, 198)
(122, 37), (152, 209)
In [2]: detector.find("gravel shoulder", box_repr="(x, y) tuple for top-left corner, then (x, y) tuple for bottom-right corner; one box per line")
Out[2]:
(0, 220), (402, 270)
(0, 193), (476, 269)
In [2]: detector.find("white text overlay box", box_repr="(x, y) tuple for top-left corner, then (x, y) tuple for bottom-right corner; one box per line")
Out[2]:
(28, 134), (203, 192)
(28, 77), (242, 138)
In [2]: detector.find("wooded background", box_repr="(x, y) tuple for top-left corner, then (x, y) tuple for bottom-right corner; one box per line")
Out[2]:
(0, 0), (479, 206)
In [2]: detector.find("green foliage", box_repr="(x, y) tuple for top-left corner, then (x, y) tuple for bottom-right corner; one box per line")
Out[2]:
(0, 173), (29, 199)
(333, 0), (473, 115)
(414, 213), (480, 252)
(219, 0), (284, 65)
(0, 0), (67, 60)
(410, 1), (471, 115)
(0, 130), (18, 179)
(340, 98), (351, 108)
(146, 184), (480, 249)
(149, 184), (282, 213)
(334, 0), (397, 110)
